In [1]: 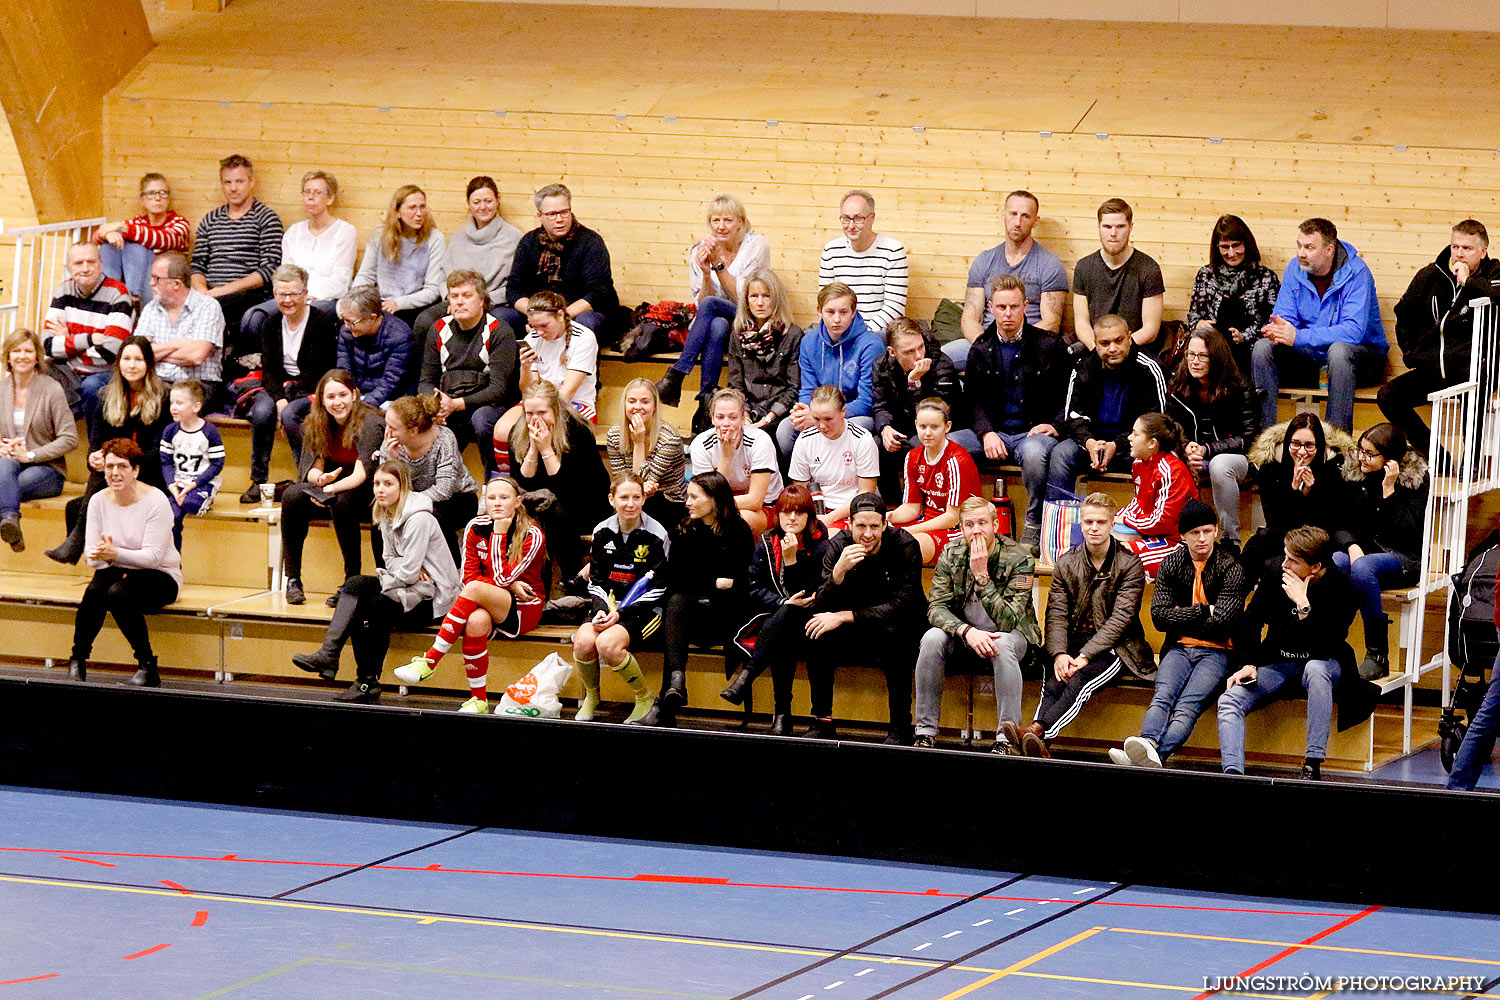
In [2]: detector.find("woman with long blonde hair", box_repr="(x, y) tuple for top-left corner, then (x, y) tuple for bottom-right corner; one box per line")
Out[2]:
(46, 336), (169, 564)
(605, 376), (687, 527)
(395, 475), (549, 712)
(509, 380), (609, 575)
(726, 268), (804, 441)
(350, 183), (448, 330)
(292, 459), (459, 704)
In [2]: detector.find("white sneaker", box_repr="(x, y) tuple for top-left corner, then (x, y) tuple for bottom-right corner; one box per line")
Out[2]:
(1107, 748), (1132, 766)
(457, 696), (488, 714)
(393, 657), (435, 685)
(1123, 736), (1161, 768)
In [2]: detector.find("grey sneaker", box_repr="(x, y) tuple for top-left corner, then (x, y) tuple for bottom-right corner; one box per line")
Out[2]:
(991, 736), (1021, 756)
(1018, 521), (1040, 554)
(913, 734), (937, 749)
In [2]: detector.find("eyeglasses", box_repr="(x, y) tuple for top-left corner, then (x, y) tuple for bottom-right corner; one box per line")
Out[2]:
(142, 189), (170, 198)
(1358, 447), (1383, 460)
(1288, 440), (1318, 452)
(1185, 351), (1212, 361)
(839, 214), (872, 226)
(540, 209), (571, 220)
(1216, 241), (1244, 252)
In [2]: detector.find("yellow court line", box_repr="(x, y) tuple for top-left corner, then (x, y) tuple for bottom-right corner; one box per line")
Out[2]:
(936, 925), (1105, 1000)
(1108, 926), (1500, 967)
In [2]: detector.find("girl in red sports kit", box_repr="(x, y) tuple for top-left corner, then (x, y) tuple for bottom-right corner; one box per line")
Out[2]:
(888, 397), (980, 564)
(1117, 412), (1196, 579)
(395, 476), (548, 712)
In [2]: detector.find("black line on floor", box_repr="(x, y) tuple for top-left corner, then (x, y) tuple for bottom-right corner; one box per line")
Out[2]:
(1475, 975), (1499, 995)
(271, 825), (486, 898)
(861, 882), (1132, 1000)
(725, 873), (1030, 1000)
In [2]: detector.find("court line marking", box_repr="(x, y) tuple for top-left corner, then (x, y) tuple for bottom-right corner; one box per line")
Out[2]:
(0, 847), (1358, 916)
(724, 873), (1028, 999)
(937, 926), (1103, 999)
(1110, 925), (1500, 967)
(1190, 904), (1383, 1000)
(0, 975), (60, 986)
(270, 825), (486, 898)
(122, 943), (170, 960)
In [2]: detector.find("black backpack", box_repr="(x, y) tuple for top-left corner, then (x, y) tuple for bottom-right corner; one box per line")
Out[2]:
(1441, 530), (1500, 769)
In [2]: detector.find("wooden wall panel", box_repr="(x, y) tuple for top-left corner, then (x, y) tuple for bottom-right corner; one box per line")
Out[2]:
(0, 110), (37, 290)
(103, 99), (1500, 340)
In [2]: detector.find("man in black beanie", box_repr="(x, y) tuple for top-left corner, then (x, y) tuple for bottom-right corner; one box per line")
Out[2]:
(1110, 498), (1247, 767)
(802, 492), (926, 744)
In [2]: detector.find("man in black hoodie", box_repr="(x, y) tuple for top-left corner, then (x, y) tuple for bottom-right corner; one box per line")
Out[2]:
(870, 318), (965, 501)
(1043, 314), (1166, 506)
(1381, 220), (1500, 455)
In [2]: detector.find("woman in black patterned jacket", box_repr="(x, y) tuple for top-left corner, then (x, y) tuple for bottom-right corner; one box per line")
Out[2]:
(1165, 327), (1259, 547)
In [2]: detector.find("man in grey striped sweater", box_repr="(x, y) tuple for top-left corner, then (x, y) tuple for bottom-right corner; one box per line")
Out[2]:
(818, 190), (909, 338)
(189, 154), (283, 380)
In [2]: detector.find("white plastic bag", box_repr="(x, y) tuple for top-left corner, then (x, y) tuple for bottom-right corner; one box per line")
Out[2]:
(497, 652), (573, 720)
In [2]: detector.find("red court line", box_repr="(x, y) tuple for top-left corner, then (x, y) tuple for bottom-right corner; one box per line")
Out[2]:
(60, 856), (117, 868)
(0, 845), (1357, 917)
(0, 974), (60, 986)
(159, 880), (194, 895)
(1190, 903), (1384, 999)
(190, 911), (208, 927)
(121, 943), (171, 960)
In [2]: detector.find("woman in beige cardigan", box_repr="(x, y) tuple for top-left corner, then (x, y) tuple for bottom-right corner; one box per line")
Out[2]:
(1, 328), (78, 552)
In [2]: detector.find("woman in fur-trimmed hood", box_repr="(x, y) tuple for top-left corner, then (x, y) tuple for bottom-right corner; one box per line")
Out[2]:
(1241, 412), (1359, 577)
(1334, 421), (1430, 679)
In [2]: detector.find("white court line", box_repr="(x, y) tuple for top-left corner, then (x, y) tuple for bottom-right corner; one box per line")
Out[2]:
(943, 931), (962, 938)
(854, 969), (874, 977)
(797, 995), (814, 999)
(824, 982), (844, 990)
(1005, 908), (1026, 915)
(913, 942), (933, 952)
(972, 918), (993, 926)
(1073, 887), (1095, 895)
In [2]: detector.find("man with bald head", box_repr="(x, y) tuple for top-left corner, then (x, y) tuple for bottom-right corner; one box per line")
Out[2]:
(42, 241), (135, 417)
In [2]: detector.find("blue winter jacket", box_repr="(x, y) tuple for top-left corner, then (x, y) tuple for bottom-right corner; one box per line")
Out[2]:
(335, 313), (413, 406)
(1272, 240), (1388, 354)
(795, 314), (883, 419)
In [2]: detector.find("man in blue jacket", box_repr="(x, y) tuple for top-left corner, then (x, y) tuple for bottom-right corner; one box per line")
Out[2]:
(776, 281), (884, 457)
(1251, 218), (1387, 432)
(295, 286), (410, 465)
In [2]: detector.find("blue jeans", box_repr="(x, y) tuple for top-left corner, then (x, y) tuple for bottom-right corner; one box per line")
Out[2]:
(81, 371), (111, 426)
(1448, 640), (1500, 790)
(495, 306), (606, 336)
(281, 395), (313, 468)
(99, 241), (156, 304)
(1217, 657), (1341, 772)
(0, 459), (65, 518)
(672, 296), (737, 391)
(955, 429), (1057, 528)
(1331, 550), (1411, 651)
(167, 482), (216, 549)
(1141, 646), (1230, 759)
(246, 391), (279, 483)
(1251, 338), (1388, 432)
(942, 338), (972, 373)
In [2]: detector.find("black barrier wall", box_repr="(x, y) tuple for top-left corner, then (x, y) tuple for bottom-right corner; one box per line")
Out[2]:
(0, 677), (1494, 914)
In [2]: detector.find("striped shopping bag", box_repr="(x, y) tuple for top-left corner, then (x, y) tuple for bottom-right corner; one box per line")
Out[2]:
(1040, 484), (1083, 566)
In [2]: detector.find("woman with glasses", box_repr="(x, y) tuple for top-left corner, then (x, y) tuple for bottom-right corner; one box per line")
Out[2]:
(1335, 423), (1429, 680)
(1165, 328), (1259, 547)
(1242, 411), (1358, 579)
(1186, 215), (1281, 375)
(93, 173), (191, 305)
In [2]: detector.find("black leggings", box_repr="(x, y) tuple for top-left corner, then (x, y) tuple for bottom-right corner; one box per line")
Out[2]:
(338, 574), (435, 681)
(281, 479), (372, 582)
(72, 567), (179, 662)
(755, 605), (917, 728)
(660, 592), (736, 679)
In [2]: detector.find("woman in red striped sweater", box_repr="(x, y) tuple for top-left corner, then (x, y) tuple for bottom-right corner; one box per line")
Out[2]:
(1117, 412), (1196, 579)
(394, 475), (548, 713)
(94, 172), (191, 306)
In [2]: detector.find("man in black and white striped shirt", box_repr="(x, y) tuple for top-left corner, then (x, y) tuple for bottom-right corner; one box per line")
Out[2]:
(817, 190), (909, 337)
(190, 153), (283, 370)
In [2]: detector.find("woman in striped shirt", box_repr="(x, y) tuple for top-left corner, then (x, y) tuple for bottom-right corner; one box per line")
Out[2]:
(94, 172), (191, 305)
(605, 377), (686, 530)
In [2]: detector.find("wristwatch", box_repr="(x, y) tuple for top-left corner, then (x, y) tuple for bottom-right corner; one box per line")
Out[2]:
(710, 262), (726, 272)
(1295, 604), (1311, 619)
(25, 450), (35, 463)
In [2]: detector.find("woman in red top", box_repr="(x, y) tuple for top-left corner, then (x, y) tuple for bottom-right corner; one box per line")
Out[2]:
(887, 397), (980, 564)
(94, 172), (191, 305)
(396, 475), (547, 713)
(1118, 412), (1196, 578)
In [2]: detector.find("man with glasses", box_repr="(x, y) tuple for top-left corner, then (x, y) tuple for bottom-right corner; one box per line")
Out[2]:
(948, 190), (1069, 371)
(42, 241), (136, 417)
(819, 190), (909, 337)
(239, 264), (338, 501)
(1252, 218), (1387, 433)
(136, 252), (226, 402)
(502, 183), (619, 337)
(190, 154), (284, 379)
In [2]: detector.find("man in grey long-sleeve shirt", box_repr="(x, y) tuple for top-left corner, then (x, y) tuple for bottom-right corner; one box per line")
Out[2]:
(419, 270), (519, 475)
(190, 154), (283, 372)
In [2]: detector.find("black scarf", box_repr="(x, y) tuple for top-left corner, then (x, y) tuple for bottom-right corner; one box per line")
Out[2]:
(536, 223), (579, 289)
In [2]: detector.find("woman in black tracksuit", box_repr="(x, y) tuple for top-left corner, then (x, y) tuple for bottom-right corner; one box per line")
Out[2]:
(642, 471), (753, 727)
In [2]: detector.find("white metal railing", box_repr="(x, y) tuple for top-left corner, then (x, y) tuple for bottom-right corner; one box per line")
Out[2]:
(1415, 296), (1500, 754)
(2, 218), (108, 335)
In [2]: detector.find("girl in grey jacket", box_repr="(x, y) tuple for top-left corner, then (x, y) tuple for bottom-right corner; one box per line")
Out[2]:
(292, 459), (458, 703)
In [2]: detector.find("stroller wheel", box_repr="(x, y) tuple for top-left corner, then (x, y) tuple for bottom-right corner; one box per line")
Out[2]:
(1440, 721), (1467, 773)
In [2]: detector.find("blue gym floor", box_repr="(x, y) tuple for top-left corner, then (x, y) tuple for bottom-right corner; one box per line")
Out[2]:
(1, 786), (1496, 999)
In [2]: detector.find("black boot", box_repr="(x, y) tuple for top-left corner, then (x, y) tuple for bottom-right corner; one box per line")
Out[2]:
(1300, 757), (1323, 781)
(292, 589), (358, 681)
(768, 713), (790, 736)
(720, 666), (761, 706)
(638, 699), (676, 728)
(45, 522), (86, 565)
(660, 669), (687, 709)
(1359, 620), (1392, 681)
(67, 658), (87, 682)
(128, 657), (160, 688)
(334, 679), (381, 704)
(654, 368), (686, 407)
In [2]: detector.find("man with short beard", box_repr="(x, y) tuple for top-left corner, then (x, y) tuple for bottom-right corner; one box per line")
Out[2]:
(42, 241), (135, 416)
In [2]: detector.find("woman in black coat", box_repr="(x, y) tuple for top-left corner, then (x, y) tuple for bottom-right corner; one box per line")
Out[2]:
(721, 484), (834, 733)
(1165, 328), (1259, 544)
(1243, 411), (1358, 579)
